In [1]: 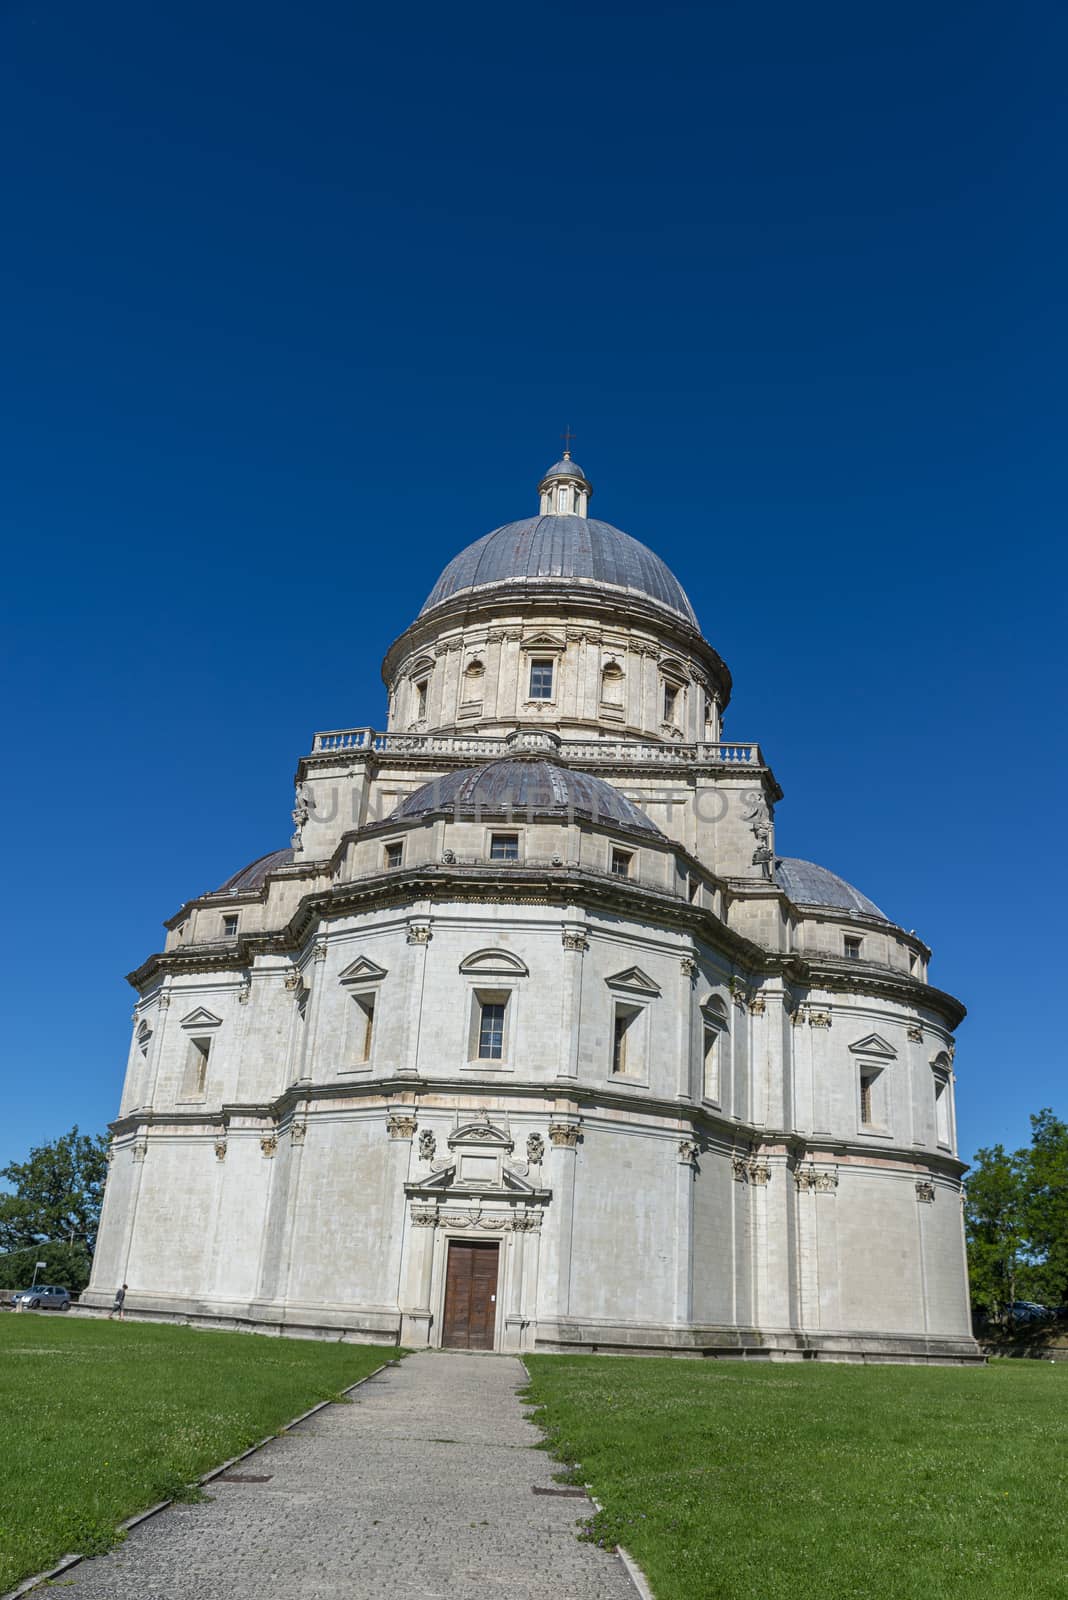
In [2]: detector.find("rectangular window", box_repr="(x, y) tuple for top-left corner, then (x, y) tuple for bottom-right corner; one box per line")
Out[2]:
(477, 1000), (506, 1060)
(529, 659), (554, 700)
(353, 993), (376, 1063)
(844, 935), (862, 960)
(934, 1074), (950, 1144)
(223, 914), (239, 938)
(611, 848), (633, 879)
(662, 682), (679, 722)
(385, 842), (404, 869)
(415, 680), (428, 718)
(489, 833), (519, 861)
(612, 1004), (640, 1075)
(908, 952), (918, 975)
(181, 1036), (211, 1100)
(859, 1068), (879, 1128)
(702, 1026), (720, 1100)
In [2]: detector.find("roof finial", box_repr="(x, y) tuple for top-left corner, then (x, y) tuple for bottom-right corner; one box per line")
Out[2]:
(560, 424), (576, 461)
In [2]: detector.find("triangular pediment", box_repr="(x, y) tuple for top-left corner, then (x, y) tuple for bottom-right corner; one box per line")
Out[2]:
(404, 1163), (549, 1201)
(338, 955), (388, 986)
(848, 1032), (897, 1058)
(606, 966), (661, 998)
(458, 948), (529, 977)
(178, 1006), (223, 1030)
(521, 632), (565, 650)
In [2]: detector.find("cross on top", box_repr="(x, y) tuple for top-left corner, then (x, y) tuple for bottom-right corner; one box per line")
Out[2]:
(561, 425), (576, 459)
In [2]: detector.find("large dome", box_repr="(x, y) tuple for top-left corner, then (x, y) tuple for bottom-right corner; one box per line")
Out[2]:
(389, 758), (664, 836)
(775, 857), (889, 922)
(420, 515), (699, 627)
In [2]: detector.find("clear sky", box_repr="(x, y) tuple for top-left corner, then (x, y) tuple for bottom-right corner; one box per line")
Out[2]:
(1, 0), (1064, 1171)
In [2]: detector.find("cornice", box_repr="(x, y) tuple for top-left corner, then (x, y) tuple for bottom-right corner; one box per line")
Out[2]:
(107, 1076), (967, 1179)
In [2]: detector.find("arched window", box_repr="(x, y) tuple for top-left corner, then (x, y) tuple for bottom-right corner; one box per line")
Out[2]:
(462, 659), (485, 704)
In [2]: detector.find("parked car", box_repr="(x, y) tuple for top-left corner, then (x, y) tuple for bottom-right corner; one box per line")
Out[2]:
(1007, 1301), (1052, 1324)
(12, 1285), (71, 1311)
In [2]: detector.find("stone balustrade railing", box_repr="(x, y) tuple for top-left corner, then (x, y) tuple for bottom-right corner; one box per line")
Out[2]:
(311, 727), (764, 767)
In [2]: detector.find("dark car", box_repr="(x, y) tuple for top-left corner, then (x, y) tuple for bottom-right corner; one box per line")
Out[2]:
(12, 1285), (71, 1311)
(1007, 1301), (1051, 1324)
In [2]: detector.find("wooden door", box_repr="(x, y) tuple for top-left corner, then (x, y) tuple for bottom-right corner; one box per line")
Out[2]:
(441, 1240), (499, 1349)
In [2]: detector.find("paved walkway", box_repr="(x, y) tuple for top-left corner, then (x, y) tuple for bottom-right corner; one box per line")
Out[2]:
(63, 1351), (637, 1600)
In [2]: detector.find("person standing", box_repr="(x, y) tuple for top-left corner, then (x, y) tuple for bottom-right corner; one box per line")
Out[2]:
(109, 1283), (127, 1320)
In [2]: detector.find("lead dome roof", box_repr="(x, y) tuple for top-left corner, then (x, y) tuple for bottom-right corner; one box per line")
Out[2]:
(774, 856), (889, 922)
(420, 514), (699, 627)
(389, 758), (664, 836)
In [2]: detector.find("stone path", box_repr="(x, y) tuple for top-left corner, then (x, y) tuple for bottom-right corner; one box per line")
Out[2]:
(63, 1351), (637, 1600)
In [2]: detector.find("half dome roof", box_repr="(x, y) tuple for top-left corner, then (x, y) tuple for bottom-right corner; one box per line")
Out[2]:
(420, 515), (699, 627)
(775, 856), (889, 922)
(214, 848), (294, 893)
(389, 758), (664, 836)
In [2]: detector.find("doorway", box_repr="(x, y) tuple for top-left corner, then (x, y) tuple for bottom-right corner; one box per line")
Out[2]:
(441, 1239), (499, 1349)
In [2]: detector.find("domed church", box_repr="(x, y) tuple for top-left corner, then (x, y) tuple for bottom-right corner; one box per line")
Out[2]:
(86, 453), (977, 1361)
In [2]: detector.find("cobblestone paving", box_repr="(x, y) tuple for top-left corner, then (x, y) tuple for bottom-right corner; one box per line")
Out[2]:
(63, 1350), (637, 1600)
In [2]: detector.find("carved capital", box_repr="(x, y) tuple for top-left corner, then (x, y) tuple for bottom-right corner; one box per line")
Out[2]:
(680, 956), (697, 980)
(313, 941), (328, 963)
(678, 1139), (700, 1166)
(915, 1180), (936, 1203)
(748, 994), (766, 1016)
(290, 1120), (307, 1146)
(512, 1211), (543, 1232)
(562, 930), (589, 952)
(548, 1121), (580, 1149)
(808, 1010), (832, 1028)
(132, 1139), (148, 1164)
(387, 1112), (418, 1140)
(214, 1138), (228, 1162)
(260, 1134), (278, 1159)
(795, 1165), (838, 1192)
(906, 1024), (924, 1043)
(406, 924), (432, 946)
(237, 977), (251, 1004)
(411, 1207), (438, 1227)
(283, 969), (302, 991)
(158, 993), (171, 1010)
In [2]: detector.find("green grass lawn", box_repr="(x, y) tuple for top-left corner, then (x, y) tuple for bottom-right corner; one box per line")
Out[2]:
(523, 1355), (1068, 1600)
(0, 1314), (395, 1591)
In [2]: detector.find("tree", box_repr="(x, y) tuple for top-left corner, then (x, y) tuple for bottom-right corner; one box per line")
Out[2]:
(965, 1142), (1026, 1318)
(1020, 1108), (1068, 1309)
(0, 1127), (109, 1292)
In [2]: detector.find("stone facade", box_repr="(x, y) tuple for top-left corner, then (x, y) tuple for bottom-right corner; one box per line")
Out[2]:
(84, 454), (977, 1361)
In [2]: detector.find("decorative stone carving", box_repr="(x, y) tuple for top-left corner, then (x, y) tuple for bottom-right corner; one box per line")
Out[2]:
(387, 1112), (418, 1140)
(512, 1212), (543, 1231)
(678, 1139), (700, 1165)
(730, 977), (749, 1011)
(313, 941), (328, 963)
(562, 929), (589, 952)
(808, 1010), (832, 1028)
(291, 781), (314, 850)
(732, 1151), (771, 1185)
(106, 1144), (116, 1165)
(418, 1129), (436, 1161)
(743, 793), (775, 881)
(132, 1139), (148, 1163)
(442, 849), (456, 864)
(237, 976), (251, 1004)
(406, 924), (432, 945)
(906, 1025), (924, 1043)
(290, 1120), (307, 1146)
(748, 994), (767, 1015)
(214, 1138), (228, 1161)
(284, 969), (302, 991)
(796, 1166), (838, 1192)
(526, 1132), (545, 1164)
(158, 993), (171, 1010)
(947, 1038), (956, 1061)
(411, 1207), (438, 1227)
(916, 1180), (936, 1203)
(680, 956), (697, 980)
(260, 1134), (278, 1158)
(548, 1121), (580, 1148)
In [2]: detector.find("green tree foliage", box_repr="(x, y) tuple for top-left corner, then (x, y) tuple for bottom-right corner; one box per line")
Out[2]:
(966, 1108), (1068, 1317)
(0, 1127), (109, 1292)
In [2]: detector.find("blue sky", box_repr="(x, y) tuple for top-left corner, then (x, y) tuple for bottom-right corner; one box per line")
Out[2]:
(1, 0), (1064, 1170)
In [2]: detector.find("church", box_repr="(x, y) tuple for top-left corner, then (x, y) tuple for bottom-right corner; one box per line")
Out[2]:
(85, 452), (978, 1361)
